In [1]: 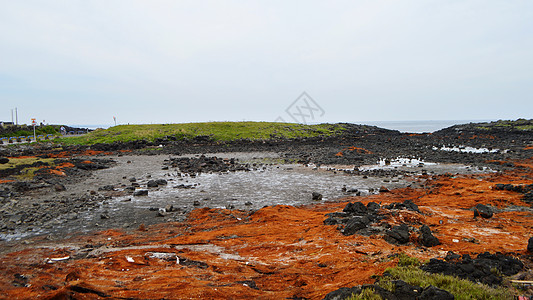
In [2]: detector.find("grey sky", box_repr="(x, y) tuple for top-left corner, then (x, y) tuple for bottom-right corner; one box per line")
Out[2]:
(1, 1), (532, 126)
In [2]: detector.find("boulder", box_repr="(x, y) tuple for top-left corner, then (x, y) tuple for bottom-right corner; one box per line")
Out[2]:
(385, 224), (410, 244)
(343, 202), (367, 215)
(342, 217), (369, 236)
(402, 200), (420, 212)
(419, 225), (441, 247)
(322, 287), (361, 300)
(473, 204), (493, 219)
(366, 202), (380, 211)
(419, 285), (454, 300)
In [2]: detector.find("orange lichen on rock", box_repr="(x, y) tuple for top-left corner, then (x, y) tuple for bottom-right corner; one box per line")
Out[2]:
(0, 179), (14, 184)
(1, 164), (533, 299)
(48, 169), (66, 176)
(47, 150), (106, 159)
(46, 162), (75, 176)
(469, 134), (496, 139)
(336, 146), (373, 156)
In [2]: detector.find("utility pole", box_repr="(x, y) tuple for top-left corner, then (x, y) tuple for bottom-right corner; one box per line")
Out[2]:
(15, 107), (18, 125)
(31, 118), (36, 140)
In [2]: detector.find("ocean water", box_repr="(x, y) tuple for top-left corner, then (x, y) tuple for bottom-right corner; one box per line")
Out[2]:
(358, 120), (495, 133)
(68, 124), (112, 130)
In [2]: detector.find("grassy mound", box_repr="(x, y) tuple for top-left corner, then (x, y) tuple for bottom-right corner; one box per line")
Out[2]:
(58, 122), (348, 145)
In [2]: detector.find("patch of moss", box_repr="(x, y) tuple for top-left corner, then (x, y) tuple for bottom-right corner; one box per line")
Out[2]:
(0, 157), (55, 180)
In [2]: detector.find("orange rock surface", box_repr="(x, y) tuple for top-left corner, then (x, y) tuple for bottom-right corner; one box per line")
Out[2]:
(1, 161), (532, 299)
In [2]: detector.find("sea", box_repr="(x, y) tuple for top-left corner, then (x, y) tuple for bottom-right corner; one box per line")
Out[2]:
(68, 120), (496, 134)
(358, 120), (495, 133)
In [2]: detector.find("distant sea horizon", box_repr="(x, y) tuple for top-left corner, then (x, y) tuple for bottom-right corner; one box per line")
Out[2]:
(68, 119), (496, 134)
(358, 119), (496, 133)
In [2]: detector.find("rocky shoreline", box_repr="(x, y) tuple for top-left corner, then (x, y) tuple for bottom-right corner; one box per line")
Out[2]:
(0, 121), (532, 299)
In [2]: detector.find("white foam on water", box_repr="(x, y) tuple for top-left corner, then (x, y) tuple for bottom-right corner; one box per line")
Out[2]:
(433, 146), (502, 153)
(359, 158), (436, 171)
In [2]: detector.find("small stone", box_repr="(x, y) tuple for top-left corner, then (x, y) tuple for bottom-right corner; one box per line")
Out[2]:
(155, 179), (167, 185)
(379, 186), (389, 193)
(244, 201), (253, 206)
(147, 180), (158, 188)
(54, 184), (66, 192)
(157, 208), (166, 217)
(133, 189), (148, 196)
(0, 157), (9, 164)
(100, 212), (110, 219)
(193, 200), (201, 206)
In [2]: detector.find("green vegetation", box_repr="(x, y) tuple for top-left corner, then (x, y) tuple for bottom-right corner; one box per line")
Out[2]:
(374, 254), (513, 300)
(348, 288), (382, 300)
(58, 122), (348, 145)
(475, 119), (533, 131)
(0, 157), (55, 180)
(0, 125), (61, 138)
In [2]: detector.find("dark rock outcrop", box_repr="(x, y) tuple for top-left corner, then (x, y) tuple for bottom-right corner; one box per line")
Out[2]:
(385, 224), (410, 244)
(421, 252), (523, 286)
(322, 281), (453, 300)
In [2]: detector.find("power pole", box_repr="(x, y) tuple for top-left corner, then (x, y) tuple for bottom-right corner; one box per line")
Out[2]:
(15, 107), (18, 125)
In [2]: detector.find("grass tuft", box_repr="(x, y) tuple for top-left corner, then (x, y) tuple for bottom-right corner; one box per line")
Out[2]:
(349, 288), (382, 300)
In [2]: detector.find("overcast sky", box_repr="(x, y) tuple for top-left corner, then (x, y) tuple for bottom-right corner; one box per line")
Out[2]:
(1, 1), (532, 126)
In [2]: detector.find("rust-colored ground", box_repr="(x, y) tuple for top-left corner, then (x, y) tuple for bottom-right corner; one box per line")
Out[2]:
(1, 161), (533, 299)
